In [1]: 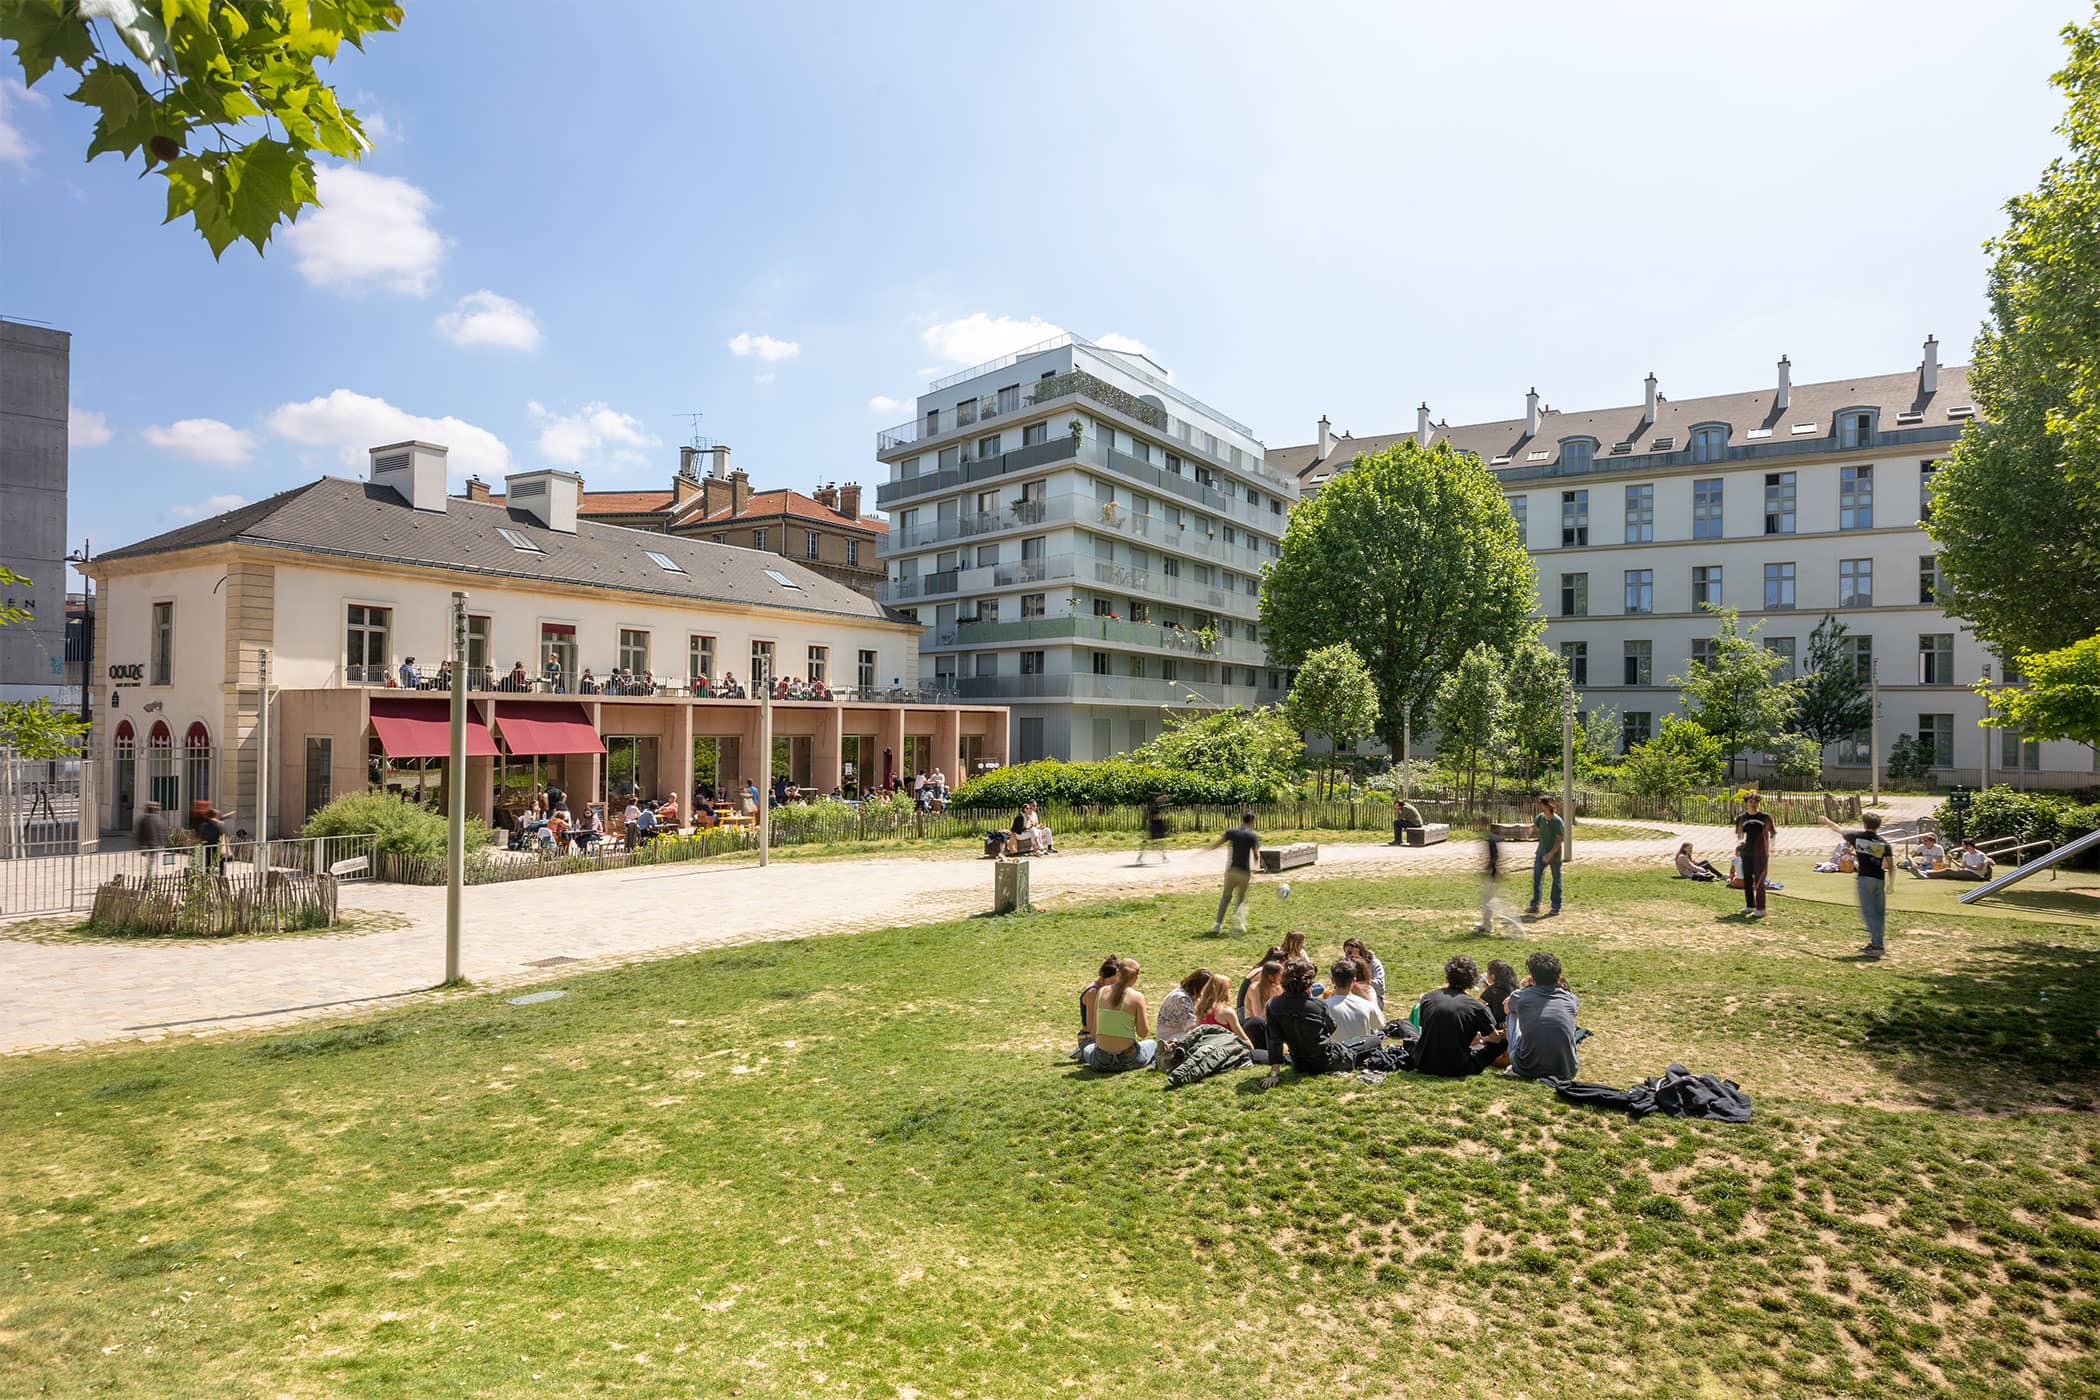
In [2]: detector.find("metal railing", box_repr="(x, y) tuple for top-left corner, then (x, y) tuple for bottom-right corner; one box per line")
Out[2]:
(933, 616), (1267, 664)
(0, 832), (376, 919)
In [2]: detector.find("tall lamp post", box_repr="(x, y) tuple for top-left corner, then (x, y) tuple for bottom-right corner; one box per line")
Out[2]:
(1561, 688), (1575, 862)
(445, 591), (466, 984)
(1869, 658), (1881, 805)
(757, 654), (772, 868)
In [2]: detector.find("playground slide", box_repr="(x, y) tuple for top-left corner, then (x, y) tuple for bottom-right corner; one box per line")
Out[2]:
(1959, 827), (2100, 903)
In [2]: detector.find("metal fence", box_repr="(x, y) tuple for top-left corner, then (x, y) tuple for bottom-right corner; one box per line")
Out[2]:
(0, 752), (88, 859)
(0, 832), (376, 920)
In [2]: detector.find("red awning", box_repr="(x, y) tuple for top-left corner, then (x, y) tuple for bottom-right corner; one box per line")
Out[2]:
(495, 701), (606, 756)
(369, 697), (500, 759)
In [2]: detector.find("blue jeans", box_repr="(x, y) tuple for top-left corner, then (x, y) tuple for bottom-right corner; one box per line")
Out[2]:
(1531, 856), (1561, 911)
(1857, 875), (1887, 948)
(1082, 1040), (1156, 1073)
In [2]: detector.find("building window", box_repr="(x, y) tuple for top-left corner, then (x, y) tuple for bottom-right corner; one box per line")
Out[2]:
(712, 533), (726, 546)
(303, 736), (332, 819)
(997, 383), (1020, 414)
(1623, 640), (1652, 686)
(1621, 711), (1652, 752)
(1836, 730), (1873, 765)
(1763, 473), (1796, 535)
(183, 721), (212, 808)
(1624, 483), (1654, 543)
(689, 634), (715, 683)
(1919, 633), (1955, 685)
(1846, 634), (1874, 678)
(150, 601), (174, 686)
(496, 527), (542, 553)
(1918, 713), (1954, 767)
(752, 528), (768, 552)
(1692, 564), (1723, 610)
(1021, 593), (1046, 619)
(956, 397), (977, 426)
(1508, 494), (1527, 536)
(805, 530), (821, 561)
(1919, 460), (1940, 521)
(345, 604), (390, 685)
(807, 645), (827, 683)
(466, 614), (491, 684)
(1689, 426), (1728, 463)
(1560, 641), (1588, 686)
(1766, 637), (1797, 682)
(976, 653), (998, 678)
(1088, 650), (1110, 676)
(1020, 650), (1045, 676)
(1837, 410), (1874, 449)
(1022, 421), (1048, 447)
(618, 629), (650, 674)
(2001, 726), (2042, 771)
(1623, 569), (1653, 615)
(1838, 558), (1874, 608)
(977, 434), (1002, 459)
(1690, 637), (1718, 669)
(1763, 562), (1796, 610)
(1560, 490), (1589, 547)
(1919, 554), (1942, 604)
(1560, 572), (1588, 617)
(1692, 478), (1723, 540)
(751, 639), (776, 683)
(847, 539), (860, 567)
(857, 649), (876, 692)
(1840, 464), (1874, 530)
(1560, 438), (1596, 472)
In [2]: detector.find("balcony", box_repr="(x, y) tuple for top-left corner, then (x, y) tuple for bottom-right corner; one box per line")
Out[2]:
(932, 615), (1266, 665)
(947, 672), (1268, 706)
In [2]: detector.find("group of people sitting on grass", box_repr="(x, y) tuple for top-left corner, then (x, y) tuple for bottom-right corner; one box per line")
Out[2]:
(1074, 932), (1583, 1087)
(1671, 841), (1784, 893)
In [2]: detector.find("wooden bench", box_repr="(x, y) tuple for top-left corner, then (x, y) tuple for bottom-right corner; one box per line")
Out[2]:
(1403, 823), (1451, 847)
(1260, 842), (1318, 873)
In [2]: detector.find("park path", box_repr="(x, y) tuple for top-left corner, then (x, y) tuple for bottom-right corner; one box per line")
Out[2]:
(0, 815), (1841, 1055)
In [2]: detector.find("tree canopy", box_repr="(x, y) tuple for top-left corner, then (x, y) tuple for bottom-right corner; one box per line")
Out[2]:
(1669, 608), (1799, 778)
(1130, 704), (1303, 798)
(1432, 642), (1507, 810)
(2, 0), (403, 256)
(1258, 439), (1536, 753)
(1795, 614), (1872, 752)
(1928, 13), (2100, 657)
(1503, 638), (1575, 787)
(1983, 634), (2100, 749)
(1286, 642), (1379, 794)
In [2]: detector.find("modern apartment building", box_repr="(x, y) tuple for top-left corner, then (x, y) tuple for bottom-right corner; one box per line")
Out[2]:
(874, 334), (1295, 761)
(1271, 339), (2093, 788)
(0, 319), (74, 707)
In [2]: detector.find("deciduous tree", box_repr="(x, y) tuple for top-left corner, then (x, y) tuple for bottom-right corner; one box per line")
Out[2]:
(1285, 642), (1379, 797)
(1131, 705), (1302, 800)
(1795, 614), (1872, 754)
(1983, 633), (2100, 749)
(1503, 639), (1575, 787)
(1669, 608), (1799, 779)
(1432, 642), (1506, 812)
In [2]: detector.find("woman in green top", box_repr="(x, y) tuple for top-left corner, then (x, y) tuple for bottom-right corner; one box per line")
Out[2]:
(1083, 958), (1155, 1072)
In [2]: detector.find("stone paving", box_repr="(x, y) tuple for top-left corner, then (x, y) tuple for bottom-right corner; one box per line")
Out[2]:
(0, 812), (1863, 1055)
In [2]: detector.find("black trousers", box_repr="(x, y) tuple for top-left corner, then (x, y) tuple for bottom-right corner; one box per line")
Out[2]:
(1742, 851), (1768, 911)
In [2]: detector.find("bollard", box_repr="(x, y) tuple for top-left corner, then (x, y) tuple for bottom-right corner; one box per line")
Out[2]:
(993, 857), (1031, 915)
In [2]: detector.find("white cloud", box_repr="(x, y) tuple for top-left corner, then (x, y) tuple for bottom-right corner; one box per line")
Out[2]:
(1094, 332), (1151, 358)
(920, 313), (1063, 368)
(354, 99), (398, 146)
(143, 417), (257, 466)
(171, 494), (248, 521)
(264, 389), (512, 482)
(727, 332), (800, 363)
(0, 77), (45, 166)
(68, 406), (112, 448)
(526, 400), (658, 469)
(435, 290), (543, 350)
(283, 165), (447, 295)
(867, 394), (903, 414)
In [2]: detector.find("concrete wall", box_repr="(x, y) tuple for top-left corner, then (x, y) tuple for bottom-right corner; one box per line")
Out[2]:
(0, 321), (71, 703)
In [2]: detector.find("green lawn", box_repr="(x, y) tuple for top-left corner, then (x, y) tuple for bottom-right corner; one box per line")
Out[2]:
(3, 872), (2096, 1398)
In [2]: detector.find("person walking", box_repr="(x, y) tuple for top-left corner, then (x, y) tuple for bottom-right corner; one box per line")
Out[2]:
(1522, 795), (1565, 918)
(1818, 810), (1893, 955)
(133, 799), (169, 852)
(1137, 792), (1170, 865)
(1475, 816), (1523, 934)
(1734, 790), (1776, 919)
(1208, 811), (1261, 935)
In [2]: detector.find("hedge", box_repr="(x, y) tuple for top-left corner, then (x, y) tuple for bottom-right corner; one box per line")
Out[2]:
(1934, 786), (2100, 869)
(947, 759), (1277, 811)
(299, 792), (492, 861)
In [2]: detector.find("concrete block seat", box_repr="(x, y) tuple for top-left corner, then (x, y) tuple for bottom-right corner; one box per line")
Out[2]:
(1490, 822), (1537, 841)
(1403, 823), (1450, 847)
(1260, 842), (1318, 873)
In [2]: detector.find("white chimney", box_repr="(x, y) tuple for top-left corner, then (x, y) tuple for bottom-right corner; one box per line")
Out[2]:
(1416, 402), (1433, 448)
(1776, 355), (1791, 411)
(1920, 334), (1939, 395)
(369, 441), (449, 513)
(503, 468), (583, 534)
(705, 444), (732, 479)
(1317, 414), (1332, 459)
(1642, 372), (1659, 424)
(1525, 387), (1540, 437)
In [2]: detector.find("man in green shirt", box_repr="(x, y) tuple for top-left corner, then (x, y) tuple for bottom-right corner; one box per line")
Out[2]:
(1523, 795), (1566, 917)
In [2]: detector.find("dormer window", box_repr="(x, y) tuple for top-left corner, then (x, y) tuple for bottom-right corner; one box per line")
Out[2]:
(1559, 437), (1597, 472)
(1837, 410), (1875, 449)
(1689, 425), (1728, 463)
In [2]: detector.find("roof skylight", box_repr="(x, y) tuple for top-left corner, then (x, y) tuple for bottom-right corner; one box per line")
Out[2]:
(764, 569), (802, 590)
(645, 550), (684, 573)
(497, 527), (543, 553)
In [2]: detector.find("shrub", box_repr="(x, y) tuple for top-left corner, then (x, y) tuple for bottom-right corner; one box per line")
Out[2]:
(949, 759), (1276, 811)
(1937, 785), (2100, 867)
(1654, 715), (1727, 786)
(1619, 738), (1701, 800)
(299, 792), (490, 861)
(1769, 733), (1826, 788)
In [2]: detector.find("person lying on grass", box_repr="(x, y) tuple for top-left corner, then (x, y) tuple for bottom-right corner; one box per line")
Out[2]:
(1082, 958), (1154, 1073)
(1260, 955), (1338, 1087)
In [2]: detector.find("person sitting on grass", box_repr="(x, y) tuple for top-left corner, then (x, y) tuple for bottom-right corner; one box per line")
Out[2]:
(1675, 842), (1726, 882)
(1083, 958), (1154, 1073)
(1729, 842), (1747, 888)
(1413, 954), (1503, 1077)
(1074, 953), (1122, 1059)
(1904, 832), (1948, 875)
(1193, 972), (1255, 1051)
(1238, 959), (1284, 1060)
(1260, 956), (1338, 1087)
(1322, 959), (1385, 1044)
(1342, 937), (1387, 1010)
(1480, 958), (1519, 1030)
(1155, 968), (1209, 1044)
(1813, 838), (1855, 875)
(1928, 837), (1994, 881)
(1506, 951), (1582, 1081)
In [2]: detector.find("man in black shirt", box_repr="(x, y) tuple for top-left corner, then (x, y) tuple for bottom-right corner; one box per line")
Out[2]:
(1819, 810), (1893, 956)
(1260, 956), (1337, 1086)
(1209, 811), (1261, 935)
(1734, 791), (1776, 918)
(1414, 954), (1502, 1076)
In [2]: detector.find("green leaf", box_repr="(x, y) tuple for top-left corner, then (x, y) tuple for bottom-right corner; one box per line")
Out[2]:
(220, 138), (307, 253)
(1, 0), (97, 82)
(72, 63), (160, 162)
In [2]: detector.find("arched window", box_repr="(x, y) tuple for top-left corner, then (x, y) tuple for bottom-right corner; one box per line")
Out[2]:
(1689, 425), (1728, 463)
(184, 721), (212, 811)
(113, 720), (138, 827)
(1559, 437), (1596, 472)
(147, 721), (178, 811)
(113, 719), (135, 759)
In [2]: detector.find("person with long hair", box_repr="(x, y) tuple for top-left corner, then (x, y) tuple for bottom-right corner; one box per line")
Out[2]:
(1259, 955), (1338, 1087)
(1083, 958), (1154, 1073)
(1155, 967), (1210, 1043)
(1238, 959), (1284, 1060)
(1675, 842), (1725, 882)
(1193, 972), (1254, 1050)
(1075, 953), (1122, 1058)
(1341, 937), (1386, 1009)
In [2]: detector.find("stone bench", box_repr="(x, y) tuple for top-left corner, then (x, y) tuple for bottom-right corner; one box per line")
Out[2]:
(1260, 842), (1318, 873)
(1491, 822), (1537, 841)
(1403, 823), (1451, 847)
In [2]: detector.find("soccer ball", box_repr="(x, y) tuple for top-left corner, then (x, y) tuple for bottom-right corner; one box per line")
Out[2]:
(1277, 882), (1292, 900)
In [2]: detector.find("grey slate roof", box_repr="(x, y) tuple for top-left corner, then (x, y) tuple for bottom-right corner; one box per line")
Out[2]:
(97, 476), (905, 624)
(1268, 363), (1975, 484)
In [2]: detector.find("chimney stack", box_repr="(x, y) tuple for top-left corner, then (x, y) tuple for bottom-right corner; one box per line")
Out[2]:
(679, 445), (701, 480)
(1642, 372), (1659, 425)
(1317, 414), (1332, 459)
(502, 468), (583, 534)
(705, 444), (732, 479)
(463, 475), (491, 504)
(1416, 402), (1433, 448)
(369, 441), (449, 513)
(1776, 355), (1791, 411)
(1525, 387), (1540, 437)
(839, 482), (862, 518)
(813, 483), (839, 511)
(1920, 334), (1939, 395)
(729, 467), (752, 516)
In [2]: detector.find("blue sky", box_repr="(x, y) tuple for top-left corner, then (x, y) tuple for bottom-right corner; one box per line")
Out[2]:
(0, 1), (2080, 579)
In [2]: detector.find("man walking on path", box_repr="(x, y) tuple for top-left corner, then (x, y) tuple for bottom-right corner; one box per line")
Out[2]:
(1209, 811), (1260, 935)
(1523, 796), (1565, 918)
(1819, 810), (1893, 955)
(1475, 817), (1523, 934)
(1734, 791), (1776, 919)
(1137, 792), (1170, 865)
